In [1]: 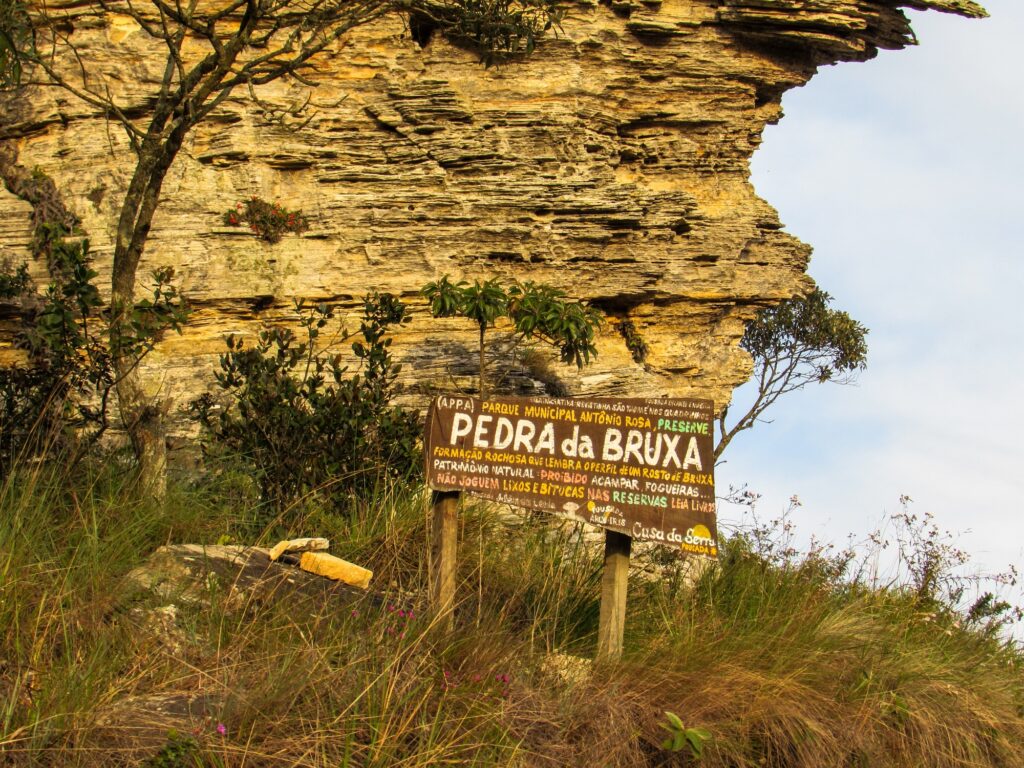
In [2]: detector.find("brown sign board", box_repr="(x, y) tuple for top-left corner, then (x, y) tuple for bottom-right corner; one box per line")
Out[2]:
(424, 395), (718, 557)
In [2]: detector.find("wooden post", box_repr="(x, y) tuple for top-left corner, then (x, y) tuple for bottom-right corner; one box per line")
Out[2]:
(430, 490), (460, 631)
(597, 530), (631, 660)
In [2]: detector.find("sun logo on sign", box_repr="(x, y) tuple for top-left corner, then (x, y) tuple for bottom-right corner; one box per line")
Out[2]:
(690, 524), (712, 540)
(682, 524), (717, 556)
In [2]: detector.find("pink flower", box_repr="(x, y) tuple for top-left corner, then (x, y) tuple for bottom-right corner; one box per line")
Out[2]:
(216, 722), (227, 736)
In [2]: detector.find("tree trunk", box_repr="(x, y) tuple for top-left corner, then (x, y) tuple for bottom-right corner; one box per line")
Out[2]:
(110, 138), (182, 501)
(111, 179), (164, 497)
(478, 323), (487, 399)
(116, 362), (166, 499)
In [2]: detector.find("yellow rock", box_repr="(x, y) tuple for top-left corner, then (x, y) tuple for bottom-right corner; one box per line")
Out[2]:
(298, 552), (373, 590)
(268, 538), (330, 562)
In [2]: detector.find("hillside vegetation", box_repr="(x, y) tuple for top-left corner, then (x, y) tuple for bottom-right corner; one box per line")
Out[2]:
(1, 455), (1022, 767)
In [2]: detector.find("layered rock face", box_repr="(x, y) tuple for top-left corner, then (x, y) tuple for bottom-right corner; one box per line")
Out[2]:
(0, 0), (985, 437)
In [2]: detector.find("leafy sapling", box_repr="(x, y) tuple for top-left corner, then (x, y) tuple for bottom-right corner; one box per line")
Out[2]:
(660, 711), (711, 758)
(421, 275), (601, 398)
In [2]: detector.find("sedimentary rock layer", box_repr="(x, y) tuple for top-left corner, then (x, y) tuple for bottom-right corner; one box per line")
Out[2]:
(0, 0), (985, 438)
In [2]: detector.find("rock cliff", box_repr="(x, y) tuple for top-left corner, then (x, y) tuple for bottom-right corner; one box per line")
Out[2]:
(0, 0), (986, 439)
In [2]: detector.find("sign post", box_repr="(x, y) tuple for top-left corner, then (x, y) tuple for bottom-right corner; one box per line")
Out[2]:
(424, 394), (716, 654)
(430, 489), (460, 631)
(597, 529), (632, 659)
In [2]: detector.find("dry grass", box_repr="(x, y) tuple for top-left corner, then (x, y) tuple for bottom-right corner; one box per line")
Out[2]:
(2, 457), (1022, 766)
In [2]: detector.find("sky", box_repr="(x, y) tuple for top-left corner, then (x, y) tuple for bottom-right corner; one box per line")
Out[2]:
(717, 0), (1024, 606)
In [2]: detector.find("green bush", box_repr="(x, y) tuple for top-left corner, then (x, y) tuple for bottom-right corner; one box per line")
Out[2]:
(1, 238), (185, 475)
(191, 293), (421, 517)
(0, 0), (32, 89)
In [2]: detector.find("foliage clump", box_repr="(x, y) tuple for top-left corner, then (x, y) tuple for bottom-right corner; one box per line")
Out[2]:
(430, 0), (565, 66)
(191, 293), (421, 514)
(741, 288), (867, 381)
(0, 0), (31, 89)
(141, 730), (199, 768)
(222, 197), (309, 244)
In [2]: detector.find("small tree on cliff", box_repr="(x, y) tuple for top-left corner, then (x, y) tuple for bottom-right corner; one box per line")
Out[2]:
(715, 288), (868, 461)
(11, 0), (560, 495)
(422, 275), (602, 397)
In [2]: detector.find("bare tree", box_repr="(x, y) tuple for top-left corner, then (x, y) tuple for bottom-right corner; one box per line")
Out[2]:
(11, 0), (557, 495)
(715, 288), (869, 461)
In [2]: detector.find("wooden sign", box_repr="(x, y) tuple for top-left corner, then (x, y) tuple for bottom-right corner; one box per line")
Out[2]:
(425, 395), (717, 556)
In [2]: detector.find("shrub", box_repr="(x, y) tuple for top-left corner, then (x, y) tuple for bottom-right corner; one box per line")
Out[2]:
(191, 293), (421, 516)
(1, 238), (186, 475)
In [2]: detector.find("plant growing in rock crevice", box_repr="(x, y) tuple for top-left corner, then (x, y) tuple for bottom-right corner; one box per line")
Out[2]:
(222, 197), (309, 244)
(616, 318), (648, 364)
(428, 0), (565, 66)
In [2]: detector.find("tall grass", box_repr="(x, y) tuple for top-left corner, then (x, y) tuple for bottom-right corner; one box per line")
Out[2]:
(0, 452), (227, 762)
(2, 454), (1022, 766)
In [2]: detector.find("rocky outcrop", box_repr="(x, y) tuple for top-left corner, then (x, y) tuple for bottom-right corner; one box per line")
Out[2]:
(124, 544), (371, 610)
(65, 544), (374, 761)
(0, 0), (985, 438)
